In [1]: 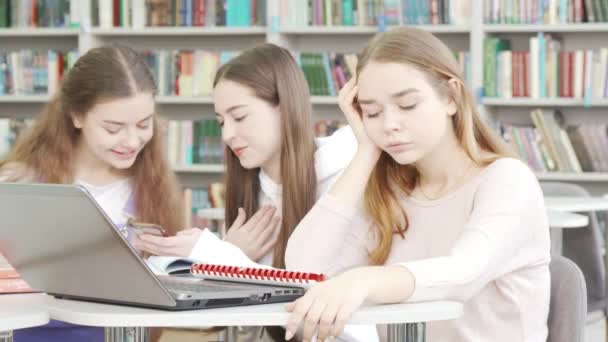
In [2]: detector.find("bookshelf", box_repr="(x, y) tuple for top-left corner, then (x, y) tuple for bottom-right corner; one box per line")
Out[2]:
(2, 0), (608, 193)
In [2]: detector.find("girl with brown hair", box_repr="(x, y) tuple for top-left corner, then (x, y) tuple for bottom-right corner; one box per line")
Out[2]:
(285, 27), (551, 342)
(0, 44), (184, 342)
(135, 43), (379, 341)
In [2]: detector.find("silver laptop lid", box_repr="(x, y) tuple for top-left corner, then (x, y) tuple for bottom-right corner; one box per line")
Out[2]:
(0, 183), (176, 307)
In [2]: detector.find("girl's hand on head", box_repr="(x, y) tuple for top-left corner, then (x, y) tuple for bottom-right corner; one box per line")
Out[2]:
(338, 77), (380, 157)
(224, 206), (281, 262)
(132, 228), (202, 257)
(284, 268), (373, 342)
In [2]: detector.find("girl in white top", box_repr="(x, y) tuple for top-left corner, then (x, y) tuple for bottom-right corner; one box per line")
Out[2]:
(134, 43), (376, 342)
(0, 45), (184, 342)
(284, 27), (551, 342)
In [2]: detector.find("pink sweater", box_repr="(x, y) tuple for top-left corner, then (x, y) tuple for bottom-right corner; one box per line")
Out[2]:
(286, 158), (551, 342)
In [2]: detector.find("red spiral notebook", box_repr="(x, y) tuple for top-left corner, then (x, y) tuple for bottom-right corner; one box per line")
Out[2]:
(190, 264), (326, 288)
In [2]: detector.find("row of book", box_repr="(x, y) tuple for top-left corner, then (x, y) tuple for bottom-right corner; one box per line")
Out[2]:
(92, 0), (266, 28)
(0, 0), (78, 28)
(0, 50), (78, 96)
(300, 51), (470, 96)
(484, 35), (608, 99)
(484, 0), (608, 24)
(166, 119), (223, 166)
(501, 109), (608, 172)
(280, 0), (471, 27)
(165, 119), (349, 168)
(143, 50), (236, 97)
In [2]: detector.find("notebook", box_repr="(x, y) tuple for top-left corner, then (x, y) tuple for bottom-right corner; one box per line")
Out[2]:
(146, 256), (198, 275)
(190, 264), (326, 288)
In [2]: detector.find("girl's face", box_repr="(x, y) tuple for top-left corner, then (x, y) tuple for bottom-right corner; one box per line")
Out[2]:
(213, 80), (282, 172)
(72, 92), (155, 170)
(357, 61), (457, 165)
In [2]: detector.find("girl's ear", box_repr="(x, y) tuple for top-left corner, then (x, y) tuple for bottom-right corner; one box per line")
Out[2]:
(446, 78), (459, 116)
(71, 113), (83, 129)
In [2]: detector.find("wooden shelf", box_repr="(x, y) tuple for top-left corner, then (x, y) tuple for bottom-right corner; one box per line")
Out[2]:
(484, 23), (608, 33)
(0, 28), (79, 36)
(90, 27), (266, 36)
(172, 164), (224, 173)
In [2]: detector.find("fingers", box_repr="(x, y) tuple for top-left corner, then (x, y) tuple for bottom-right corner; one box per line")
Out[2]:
(176, 228), (201, 236)
(329, 302), (357, 339)
(139, 234), (177, 247)
(255, 213), (280, 245)
(285, 295), (315, 341)
(241, 205), (270, 232)
(229, 207), (247, 231)
(301, 298), (326, 342)
(250, 206), (276, 234)
(133, 239), (166, 256)
(316, 301), (340, 342)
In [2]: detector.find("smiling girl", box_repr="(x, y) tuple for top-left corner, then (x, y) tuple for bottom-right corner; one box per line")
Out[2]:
(0, 44), (184, 342)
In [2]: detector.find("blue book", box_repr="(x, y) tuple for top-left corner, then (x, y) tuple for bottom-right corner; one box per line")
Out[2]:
(322, 54), (336, 96)
(239, 0), (251, 26)
(538, 33), (546, 98)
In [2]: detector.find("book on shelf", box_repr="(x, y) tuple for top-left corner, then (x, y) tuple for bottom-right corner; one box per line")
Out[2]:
(484, 0), (608, 24)
(143, 50), (237, 97)
(0, 50), (79, 96)
(0, 0), (83, 28)
(501, 108), (608, 173)
(164, 119), (223, 166)
(280, 0), (470, 27)
(91, 0), (266, 28)
(484, 35), (608, 100)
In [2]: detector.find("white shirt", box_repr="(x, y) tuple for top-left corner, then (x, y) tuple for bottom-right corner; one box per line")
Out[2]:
(189, 125), (358, 265)
(186, 126), (378, 342)
(76, 178), (133, 226)
(287, 158), (551, 342)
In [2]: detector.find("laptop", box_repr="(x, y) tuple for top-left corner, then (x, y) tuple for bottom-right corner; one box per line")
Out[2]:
(0, 183), (305, 310)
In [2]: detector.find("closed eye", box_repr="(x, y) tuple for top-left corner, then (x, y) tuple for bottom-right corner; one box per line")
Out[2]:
(365, 112), (381, 118)
(399, 104), (417, 111)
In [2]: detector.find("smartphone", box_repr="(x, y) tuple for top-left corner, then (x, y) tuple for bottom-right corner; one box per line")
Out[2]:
(126, 219), (169, 237)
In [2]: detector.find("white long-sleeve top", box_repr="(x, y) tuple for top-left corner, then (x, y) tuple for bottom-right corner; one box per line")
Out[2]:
(286, 158), (551, 342)
(185, 126), (379, 342)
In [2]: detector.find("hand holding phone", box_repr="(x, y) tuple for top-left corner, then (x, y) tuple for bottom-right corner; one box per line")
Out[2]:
(126, 218), (169, 237)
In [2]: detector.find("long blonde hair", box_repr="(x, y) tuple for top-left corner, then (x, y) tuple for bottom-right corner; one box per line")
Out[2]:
(214, 44), (318, 269)
(359, 27), (514, 264)
(0, 45), (185, 234)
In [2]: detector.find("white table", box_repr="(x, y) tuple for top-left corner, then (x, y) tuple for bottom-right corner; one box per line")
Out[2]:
(43, 296), (462, 342)
(545, 196), (608, 212)
(0, 293), (50, 342)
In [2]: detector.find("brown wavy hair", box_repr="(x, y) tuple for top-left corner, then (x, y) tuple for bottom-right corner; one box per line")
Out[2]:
(359, 27), (515, 264)
(0, 45), (184, 234)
